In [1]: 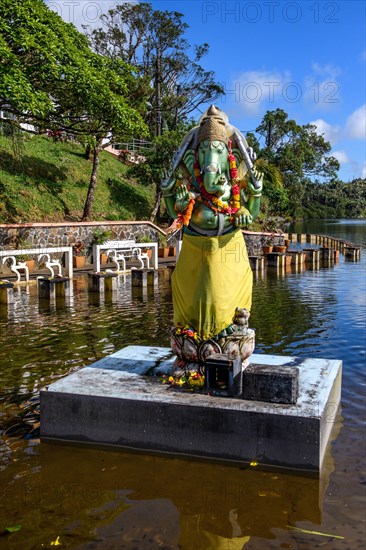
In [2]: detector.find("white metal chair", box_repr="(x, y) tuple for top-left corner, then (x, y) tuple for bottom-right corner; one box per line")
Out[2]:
(38, 253), (62, 278)
(132, 247), (150, 269)
(106, 249), (127, 272)
(2, 256), (29, 283)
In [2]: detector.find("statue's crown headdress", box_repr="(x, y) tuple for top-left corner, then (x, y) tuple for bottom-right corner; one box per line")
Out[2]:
(197, 105), (228, 145)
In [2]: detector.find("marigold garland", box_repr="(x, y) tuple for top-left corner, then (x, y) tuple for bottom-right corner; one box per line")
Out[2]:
(175, 143), (242, 226)
(191, 143), (241, 216)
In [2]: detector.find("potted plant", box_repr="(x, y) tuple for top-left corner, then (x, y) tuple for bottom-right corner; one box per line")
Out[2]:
(262, 237), (274, 255)
(273, 245), (287, 253)
(72, 241), (87, 268)
(140, 235), (154, 261)
(158, 236), (169, 258)
(91, 228), (113, 265)
(17, 238), (35, 272)
(167, 238), (176, 257)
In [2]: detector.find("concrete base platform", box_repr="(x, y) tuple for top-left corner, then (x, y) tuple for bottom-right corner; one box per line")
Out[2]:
(40, 346), (342, 472)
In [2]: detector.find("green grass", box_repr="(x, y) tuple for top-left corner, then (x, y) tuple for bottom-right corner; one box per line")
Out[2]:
(0, 134), (155, 222)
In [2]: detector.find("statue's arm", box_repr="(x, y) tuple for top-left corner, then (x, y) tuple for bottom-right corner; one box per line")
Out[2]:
(161, 175), (178, 219)
(161, 176), (192, 219)
(243, 168), (263, 221)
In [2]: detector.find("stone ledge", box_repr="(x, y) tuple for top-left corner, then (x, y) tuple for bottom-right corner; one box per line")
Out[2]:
(40, 346), (342, 472)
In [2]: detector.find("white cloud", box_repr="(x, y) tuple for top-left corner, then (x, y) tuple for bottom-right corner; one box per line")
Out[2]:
(45, 1), (121, 30)
(310, 63), (342, 80)
(345, 105), (366, 139)
(310, 118), (341, 145)
(304, 63), (341, 111)
(332, 150), (350, 164)
(362, 162), (366, 178)
(222, 70), (292, 115)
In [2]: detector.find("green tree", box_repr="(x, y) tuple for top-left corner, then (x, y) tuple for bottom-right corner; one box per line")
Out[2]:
(0, 0), (147, 220)
(128, 129), (184, 222)
(84, 2), (223, 136)
(254, 109), (340, 217)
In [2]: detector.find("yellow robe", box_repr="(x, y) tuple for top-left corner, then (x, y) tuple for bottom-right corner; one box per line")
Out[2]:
(172, 229), (252, 340)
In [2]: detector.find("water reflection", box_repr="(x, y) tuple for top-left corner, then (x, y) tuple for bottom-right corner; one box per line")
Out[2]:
(1, 221), (365, 549)
(1, 432), (340, 549)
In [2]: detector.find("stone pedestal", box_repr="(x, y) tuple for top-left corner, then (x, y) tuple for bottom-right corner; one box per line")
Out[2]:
(242, 363), (299, 404)
(344, 246), (361, 260)
(131, 269), (158, 287)
(249, 256), (264, 271)
(303, 248), (320, 264)
(88, 272), (118, 293)
(40, 345), (342, 472)
(38, 277), (70, 300)
(320, 247), (334, 263)
(0, 282), (14, 305)
(286, 250), (304, 267)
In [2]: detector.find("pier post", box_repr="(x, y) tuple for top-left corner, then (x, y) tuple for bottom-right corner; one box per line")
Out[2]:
(38, 277), (70, 300)
(131, 269), (158, 287)
(0, 282), (14, 305)
(88, 272), (118, 293)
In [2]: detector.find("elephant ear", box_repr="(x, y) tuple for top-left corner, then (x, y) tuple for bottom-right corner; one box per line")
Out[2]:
(171, 127), (197, 174)
(231, 147), (249, 178)
(182, 149), (195, 177)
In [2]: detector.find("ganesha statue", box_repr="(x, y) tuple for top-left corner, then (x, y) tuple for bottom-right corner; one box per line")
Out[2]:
(161, 105), (263, 375)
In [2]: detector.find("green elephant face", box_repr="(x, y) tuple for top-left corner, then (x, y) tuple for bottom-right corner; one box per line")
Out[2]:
(182, 140), (243, 197)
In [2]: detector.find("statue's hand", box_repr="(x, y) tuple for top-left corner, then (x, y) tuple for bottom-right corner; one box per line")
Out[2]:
(234, 207), (253, 227)
(247, 168), (263, 195)
(175, 184), (190, 212)
(161, 174), (176, 196)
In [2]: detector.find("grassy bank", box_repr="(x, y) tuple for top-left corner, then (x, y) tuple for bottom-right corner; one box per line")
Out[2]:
(0, 134), (155, 223)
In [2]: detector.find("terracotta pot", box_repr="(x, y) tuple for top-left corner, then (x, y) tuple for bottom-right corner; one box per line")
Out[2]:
(273, 245), (287, 253)
(158, 247), (169, 258)
(168, 246), (176, 257)
(145, 249), (153, 260)
(262, 246), (273, 254)
(25, 259), (35, 273)
(73, 256), (86, 269)
(100, 253), (108, 265)
(284, 239), (291, 249)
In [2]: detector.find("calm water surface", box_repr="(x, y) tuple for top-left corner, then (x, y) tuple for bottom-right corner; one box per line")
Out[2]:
(0, 219), (365, 549)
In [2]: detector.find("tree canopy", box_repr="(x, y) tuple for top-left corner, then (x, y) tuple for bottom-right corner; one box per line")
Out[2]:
(250, 109), (341, 219)
(0, 0), (147, 219)
(84, 2), (224, 135)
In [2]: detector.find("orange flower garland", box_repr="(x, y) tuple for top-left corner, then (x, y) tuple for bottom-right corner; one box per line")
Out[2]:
(175, 141), (242, 227)
(177, 197), (195, 227)
(192, 142), (241, 217)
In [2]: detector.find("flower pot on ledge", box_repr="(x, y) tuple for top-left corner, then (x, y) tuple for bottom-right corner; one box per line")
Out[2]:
(262, 246), (273, 254)
(100, 253), (108, 265)
(158, 247), (169, 259)
(73, 256), (86, 269)
(25, 259), (35, 273)
(273, 245), (287, 253)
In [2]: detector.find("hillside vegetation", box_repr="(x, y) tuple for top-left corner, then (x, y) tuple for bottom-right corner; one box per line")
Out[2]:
(0, 134), (154, 223)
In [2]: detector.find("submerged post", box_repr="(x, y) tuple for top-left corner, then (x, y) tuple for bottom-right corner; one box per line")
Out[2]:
(0, 282), (14, 306)
(38, 277), (70, 300)
(88, 272), (118, 293)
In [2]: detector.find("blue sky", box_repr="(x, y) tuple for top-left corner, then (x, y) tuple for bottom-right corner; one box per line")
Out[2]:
(46, 0), (366, 181)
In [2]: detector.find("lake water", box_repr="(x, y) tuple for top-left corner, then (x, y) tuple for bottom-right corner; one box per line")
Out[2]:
(0, 219), (365, 549)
